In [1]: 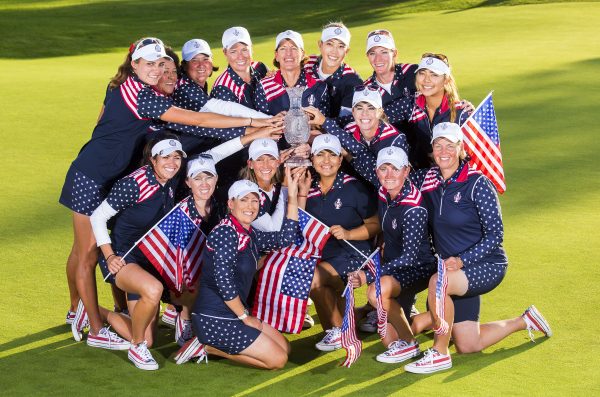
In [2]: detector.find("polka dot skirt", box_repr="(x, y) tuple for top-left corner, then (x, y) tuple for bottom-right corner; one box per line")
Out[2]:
(192, 314), (260, 355)
(463, 261), (507, 296)
(59, 165), (106, 216)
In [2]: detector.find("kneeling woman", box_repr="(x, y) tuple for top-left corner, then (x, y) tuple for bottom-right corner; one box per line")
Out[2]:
(348, 146), (436, 364)
(405, 123), (552, 374)
(187, 173), (302, 369)
(90, 134), (186, 370)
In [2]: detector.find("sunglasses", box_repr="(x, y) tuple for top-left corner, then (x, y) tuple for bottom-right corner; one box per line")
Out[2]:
(135, 38), (163, 51)
(355, 85), (379, 93)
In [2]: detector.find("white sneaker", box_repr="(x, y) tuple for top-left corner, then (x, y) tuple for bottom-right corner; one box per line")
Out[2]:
(65, 310), (76, 325)
(303, 313), (315, 329)
(87, 327), (130, 350)
(404, 348), (452, 374)
(175, 314), (194, 346)
(128, 341), (159, 371)
(174, 337), (208, 365)
(161, 306), (177, 327)
(376, 340), (421, 364)
(410, 305), (420, 317)
(522, 305), (552, 341)
(315, 327), (342, 351)
(307, 298), (314, 306)
(359, 310), (377, 333)
(71, 300), (89, 342)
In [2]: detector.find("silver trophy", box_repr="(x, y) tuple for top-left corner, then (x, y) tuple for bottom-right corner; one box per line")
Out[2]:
(283, 87), (312, 167)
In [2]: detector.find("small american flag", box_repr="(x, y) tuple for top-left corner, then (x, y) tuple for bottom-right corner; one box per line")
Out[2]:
(137, 202), (205, 293)
(252, 208), (330, 333)
(365, 253), (388, 340)
(461, 92), (506, 194)
(340, 283), (361, 367)
(433, 257), (449, 335)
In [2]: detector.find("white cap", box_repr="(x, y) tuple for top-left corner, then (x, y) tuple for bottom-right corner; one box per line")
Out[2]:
(151, 139), (187, 158)
(249, 138), (279, 161)
(352, 87), (382, 108)
(222, 27), (252, 49)
(321, 26), (351, 47)
(366, 31), (395, 53)
(275, 30), (304, 50)
(182, 39), (212, 61)
(377, 146), (408, 170)
(431, 122), (463, 143)
(311, 134), (342, 156)
(187, 156), (217, 178)
(132, 38), (172, 61)
(228, 179), (260, 200)
(416, 56), (451, 75)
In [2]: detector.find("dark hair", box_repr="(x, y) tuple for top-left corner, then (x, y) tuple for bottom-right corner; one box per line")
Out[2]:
(142, 131), (182, 166)
(164, 46), (182, 78)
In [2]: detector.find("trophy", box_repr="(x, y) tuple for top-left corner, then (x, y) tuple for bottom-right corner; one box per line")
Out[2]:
(283, 87), (312, 167)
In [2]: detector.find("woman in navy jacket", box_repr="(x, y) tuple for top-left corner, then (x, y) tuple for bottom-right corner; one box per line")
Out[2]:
(405, 123), (552, 374)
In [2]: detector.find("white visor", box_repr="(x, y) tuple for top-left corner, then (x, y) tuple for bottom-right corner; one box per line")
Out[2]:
(275, 30), (304, 50)
(352, 88), (383, 109)
(249, 138), (279, 161)
(431, 122), (463, 143)
(182, 39), (212, 61)
(187, 157), (217, 178)
(321, 26), (350, 47)
(151, 139), (187, 158)
(228, 179), (260, 200)
(377, 146), (408, 170)
(366, 33), (395, 53)
(416, 57), (451, 75)
(132, 42), (172, 62)
(311, 134), (342, 156)
(222, 26), (252, 49)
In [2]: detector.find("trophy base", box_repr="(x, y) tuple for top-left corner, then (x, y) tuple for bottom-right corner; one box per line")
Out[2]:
(284, 157), (312, 168)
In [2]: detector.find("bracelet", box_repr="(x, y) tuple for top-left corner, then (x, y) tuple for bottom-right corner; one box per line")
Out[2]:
(237, 308), (249, 320)
(106, 253), (116, 261)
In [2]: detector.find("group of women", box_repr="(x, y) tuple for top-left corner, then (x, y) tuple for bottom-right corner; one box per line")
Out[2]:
(60, 22), (551, 373)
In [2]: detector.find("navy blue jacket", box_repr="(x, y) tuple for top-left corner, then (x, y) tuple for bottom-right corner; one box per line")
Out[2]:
(193, 215), (298, 318)
(303, 54), (362, 117)
(415, 162), (508, 266)
(210, 62), (268, 110)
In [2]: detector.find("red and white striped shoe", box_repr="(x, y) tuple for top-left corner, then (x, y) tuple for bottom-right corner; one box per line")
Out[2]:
(65, 310), (76, 325)
(175, 314), (194, 346)
(404, 348), (452, 374)
(161, 306), (177, 327)
(174, 337), (207, 365)
(87, 327), (130, 350)
(315, 327), (342, 351)
(522, 305), (552, 341)
(128, 341), (159, 371)
(376, 340), (421, 364)
(71, 300), (89, 342)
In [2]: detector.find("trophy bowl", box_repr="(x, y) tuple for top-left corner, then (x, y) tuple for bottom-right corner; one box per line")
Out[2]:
(283, 87), (312, 167)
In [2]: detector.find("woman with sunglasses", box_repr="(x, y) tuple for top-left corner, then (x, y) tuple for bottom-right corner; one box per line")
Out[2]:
(386, 53), (472, 169)
(299, 134), (379, 352)
(404, 123), (552, 374)
(303, 22), (363, 117)
(345, 146), (437, 364)
(62, 37), (279, 348)
(254, 30), (330, 146)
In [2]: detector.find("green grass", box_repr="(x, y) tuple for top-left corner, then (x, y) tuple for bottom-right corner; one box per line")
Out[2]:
(1, 1), (600, 396)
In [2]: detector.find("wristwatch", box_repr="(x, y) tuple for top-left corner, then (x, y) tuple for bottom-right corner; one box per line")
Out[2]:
(237, 309), (249, 320)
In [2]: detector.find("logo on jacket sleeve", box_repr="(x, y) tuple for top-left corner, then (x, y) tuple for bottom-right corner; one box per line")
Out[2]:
(334, 198), (342, 209)
(453, 192), (462, 203)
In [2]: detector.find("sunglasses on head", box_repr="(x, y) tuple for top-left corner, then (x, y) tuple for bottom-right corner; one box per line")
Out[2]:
(135, 38), (163, 51)
(355, 85), (379, 93)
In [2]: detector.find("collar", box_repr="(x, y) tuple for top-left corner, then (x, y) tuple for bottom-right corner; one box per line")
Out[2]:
(312, 56), (346, 81)
(228, 214), (252, 235)
(416, 93), (450, 113)
(274, 69), (317, 88)
(145, 165), (159, 185)
(432, 161), (470, 185)
(129, 73), (146, 86)
(379, 179), (412, 207)
(311, 171), (346, 193)
(181, 73), (208, 92)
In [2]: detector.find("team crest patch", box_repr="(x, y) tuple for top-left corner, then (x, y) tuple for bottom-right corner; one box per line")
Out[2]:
(308, 94), (316, 106)
(155, 44), (161, 52)
(261, 140), (268, 147)
(194, 41), (200, 48)
(374, 35), (381, 42)
(334, 27), (342, 35)
(169, 139), (177, 146)
(387, 148), (394, 155)
(234, 29), (240, 36)
(453, 192), (462, 203)
(426, 57), (434, 65)
(392, 218), (397, 230)
(334, 198), (342, 209)
(169, 187), (174, 198)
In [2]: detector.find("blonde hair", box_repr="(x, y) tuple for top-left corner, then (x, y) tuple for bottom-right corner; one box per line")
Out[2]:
(238, 163), (282, 186)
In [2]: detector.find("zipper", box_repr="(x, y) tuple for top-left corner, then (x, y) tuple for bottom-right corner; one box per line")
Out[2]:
(439, 186), (445, 216)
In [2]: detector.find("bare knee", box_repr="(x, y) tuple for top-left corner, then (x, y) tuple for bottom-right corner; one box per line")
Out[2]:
(454, 339), (482, 354)
(366, 285), (377, 307)
(142, 280), (163, 304)
(265, 351), (288, 370)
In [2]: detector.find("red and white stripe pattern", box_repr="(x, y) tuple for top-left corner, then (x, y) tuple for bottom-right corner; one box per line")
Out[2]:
(213, 70), (246, 102)
(178, 200), (206, 290)
(340, 283), (361, 367)
(461, 93), (506, 193)
(253, 209), (330, 334)
(433, 257), (450, 335)
(260, 72), (287, 102)
(217, 217), (251, 251)
(129, 166), (160, 203)
(366, 253), (388, 340)
(120, 76), (147, 120)
(420, 168), (441, 192)
(399, 63), (415, 75)
(399, 183), (422, 206)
